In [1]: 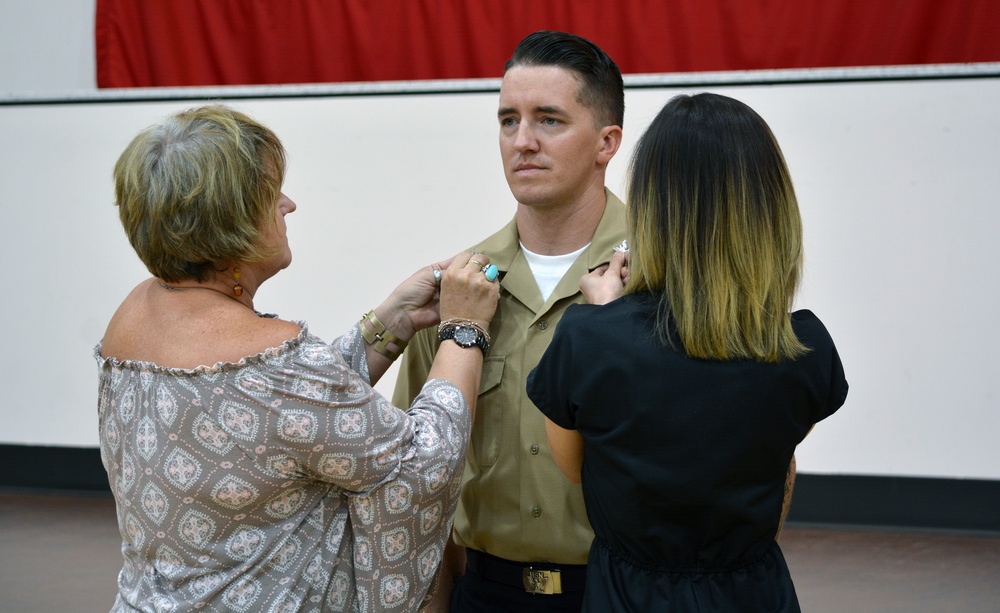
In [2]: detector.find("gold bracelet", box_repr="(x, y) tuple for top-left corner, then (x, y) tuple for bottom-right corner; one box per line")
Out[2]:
(360, 310), (408, 360)
(438, 318), (491, 346)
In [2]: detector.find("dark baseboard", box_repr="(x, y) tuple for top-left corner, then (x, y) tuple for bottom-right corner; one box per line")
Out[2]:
(2, 444), (997, 532)
(0, 444), (110, 493)
(786, 473), (1000, 532)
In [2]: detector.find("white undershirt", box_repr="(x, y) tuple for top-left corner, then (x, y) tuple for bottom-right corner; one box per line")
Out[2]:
(520, 241), (590, 302)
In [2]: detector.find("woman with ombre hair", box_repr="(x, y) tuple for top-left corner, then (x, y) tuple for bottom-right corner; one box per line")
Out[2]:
(527, 93), (848, 612)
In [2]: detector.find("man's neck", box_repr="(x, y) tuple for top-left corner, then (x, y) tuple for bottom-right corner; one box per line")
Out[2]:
(516, 186), (607, 256)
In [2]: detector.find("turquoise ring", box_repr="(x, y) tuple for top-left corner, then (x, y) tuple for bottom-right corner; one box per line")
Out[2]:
(484, 264), (499, 282)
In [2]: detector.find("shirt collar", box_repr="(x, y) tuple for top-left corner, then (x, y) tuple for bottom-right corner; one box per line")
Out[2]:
(474, 187), (626, 273)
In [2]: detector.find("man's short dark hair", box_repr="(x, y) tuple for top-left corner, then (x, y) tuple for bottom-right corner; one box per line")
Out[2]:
(505, 30), (625, 128)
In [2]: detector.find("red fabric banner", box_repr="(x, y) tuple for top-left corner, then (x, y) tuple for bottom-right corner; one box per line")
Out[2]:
(95, 0), (1000, 88)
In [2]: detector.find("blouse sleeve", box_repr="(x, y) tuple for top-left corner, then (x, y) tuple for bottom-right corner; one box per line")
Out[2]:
(225, 323), (471, 498)
(792, 310), (849, 423)
(822, 342), (849, 421)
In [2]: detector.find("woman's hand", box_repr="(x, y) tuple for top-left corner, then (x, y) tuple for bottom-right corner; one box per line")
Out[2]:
(580, 249), (628, 305)
(374, 256), (453, 343)
(374, 250), (499, 343)
(438, 251), (500, 331)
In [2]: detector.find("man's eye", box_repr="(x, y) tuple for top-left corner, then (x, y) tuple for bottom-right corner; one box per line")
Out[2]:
(542, 117), (558, 126)
(500, 117), (517, 127)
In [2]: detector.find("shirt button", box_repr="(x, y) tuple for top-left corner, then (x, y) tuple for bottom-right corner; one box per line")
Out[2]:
(530, 444), (539, 455)
(537, 321), (548, 330)
(532, 505), (542, 518)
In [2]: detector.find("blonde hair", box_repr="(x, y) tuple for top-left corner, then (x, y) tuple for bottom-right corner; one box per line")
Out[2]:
(114, 105), (286, 282)
(625, 93), (808, 362)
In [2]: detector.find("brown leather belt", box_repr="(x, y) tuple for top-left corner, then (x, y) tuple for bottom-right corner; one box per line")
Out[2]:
(466, 549), (587, 594)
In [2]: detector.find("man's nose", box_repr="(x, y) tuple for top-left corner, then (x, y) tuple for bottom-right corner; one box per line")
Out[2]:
(514, 123), (539, 152)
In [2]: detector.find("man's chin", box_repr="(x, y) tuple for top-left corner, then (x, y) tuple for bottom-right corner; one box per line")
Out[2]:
(510, 188), (554, 208)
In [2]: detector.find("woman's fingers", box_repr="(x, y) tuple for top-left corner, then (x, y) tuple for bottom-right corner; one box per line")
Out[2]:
(440, 251), (499, 325)
(448, 251), (488, 271)
(580, 252), (628, 306)
(606, 249), (627, 277)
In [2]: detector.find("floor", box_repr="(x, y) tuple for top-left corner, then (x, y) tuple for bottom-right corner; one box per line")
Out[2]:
(2, 490), (998, 613)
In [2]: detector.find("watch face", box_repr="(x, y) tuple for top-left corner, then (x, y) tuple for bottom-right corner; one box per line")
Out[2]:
(454, 326), (478, 346)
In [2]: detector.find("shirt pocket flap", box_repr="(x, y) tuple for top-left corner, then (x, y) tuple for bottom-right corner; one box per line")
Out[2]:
(478, 357), (505, 396)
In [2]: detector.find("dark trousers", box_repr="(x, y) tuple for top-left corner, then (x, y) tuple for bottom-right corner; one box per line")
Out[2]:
(450, 550), (586, 613)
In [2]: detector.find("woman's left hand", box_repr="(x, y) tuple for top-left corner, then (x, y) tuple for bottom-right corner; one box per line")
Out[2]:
(375, 257), (453, 342)
(580, 249), (628, 305)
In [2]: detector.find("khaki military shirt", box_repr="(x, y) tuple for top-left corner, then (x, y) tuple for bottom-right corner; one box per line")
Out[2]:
(392, 189), (626, 564)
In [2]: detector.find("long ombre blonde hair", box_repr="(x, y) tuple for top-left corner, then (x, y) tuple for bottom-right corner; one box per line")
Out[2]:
(624, 93), (808, 362)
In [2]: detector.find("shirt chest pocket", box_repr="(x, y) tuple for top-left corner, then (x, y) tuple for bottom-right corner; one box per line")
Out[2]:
(470, 357), (505, 468)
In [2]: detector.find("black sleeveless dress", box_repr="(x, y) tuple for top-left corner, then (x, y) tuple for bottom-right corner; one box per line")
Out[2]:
(527, 293), (848, 612)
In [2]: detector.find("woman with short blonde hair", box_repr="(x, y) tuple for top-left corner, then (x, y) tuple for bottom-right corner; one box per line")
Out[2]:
(98, 105), (499, 612)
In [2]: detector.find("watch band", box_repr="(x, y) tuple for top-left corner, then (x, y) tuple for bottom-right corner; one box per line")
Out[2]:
(438, 323), (489, 356)
(438, 318), (491, 345)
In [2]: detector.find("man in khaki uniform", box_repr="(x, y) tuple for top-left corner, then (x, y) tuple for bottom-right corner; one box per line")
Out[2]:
(393, 31), (626, 611)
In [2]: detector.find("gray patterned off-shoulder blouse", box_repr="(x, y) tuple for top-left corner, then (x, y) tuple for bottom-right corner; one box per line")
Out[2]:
(95, 322), (470, 612)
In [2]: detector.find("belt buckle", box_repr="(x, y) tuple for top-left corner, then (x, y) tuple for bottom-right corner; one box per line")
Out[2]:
(522, 568), (563, 594)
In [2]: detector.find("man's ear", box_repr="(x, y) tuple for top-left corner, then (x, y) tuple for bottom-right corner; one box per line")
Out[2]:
(596, 125), (623, 166)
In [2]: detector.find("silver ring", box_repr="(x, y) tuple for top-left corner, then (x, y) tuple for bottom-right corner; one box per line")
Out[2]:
(484, 264), (499, 282)
(469, 259), (485, 269)
(432, 268), (442, 286)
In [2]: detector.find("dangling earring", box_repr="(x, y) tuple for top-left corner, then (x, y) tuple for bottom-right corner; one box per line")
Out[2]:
(233, 266), (243, 297)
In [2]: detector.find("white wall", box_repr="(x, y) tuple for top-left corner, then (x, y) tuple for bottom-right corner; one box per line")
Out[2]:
(3, 77), (1000, 483)
(1, 2), (998, 482)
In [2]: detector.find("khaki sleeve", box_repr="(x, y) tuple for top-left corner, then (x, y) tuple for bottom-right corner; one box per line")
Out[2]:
(392, 326), (441, 409)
